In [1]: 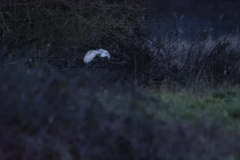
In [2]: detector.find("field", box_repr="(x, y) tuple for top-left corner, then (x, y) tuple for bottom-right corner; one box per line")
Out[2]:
(0, 0), (240, 159)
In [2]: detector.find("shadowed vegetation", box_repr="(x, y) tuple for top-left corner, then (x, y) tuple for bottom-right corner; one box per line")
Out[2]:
(1, 66), (240, 160)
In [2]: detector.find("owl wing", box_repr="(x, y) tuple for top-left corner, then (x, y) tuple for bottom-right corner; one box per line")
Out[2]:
(83, 50), (100, 63)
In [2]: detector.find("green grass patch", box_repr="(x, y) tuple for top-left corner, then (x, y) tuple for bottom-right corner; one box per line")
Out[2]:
(143, 88), (240, 131)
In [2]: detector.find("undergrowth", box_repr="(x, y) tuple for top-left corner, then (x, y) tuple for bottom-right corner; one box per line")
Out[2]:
(0, 65), (240, 160)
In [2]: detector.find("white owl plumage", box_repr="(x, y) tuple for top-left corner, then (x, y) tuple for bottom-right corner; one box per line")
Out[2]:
(83, 49), (110, 64)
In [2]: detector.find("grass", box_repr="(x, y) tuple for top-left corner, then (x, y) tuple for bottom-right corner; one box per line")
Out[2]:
(146, 88), (240, 130)
(0, 65), (240, 159)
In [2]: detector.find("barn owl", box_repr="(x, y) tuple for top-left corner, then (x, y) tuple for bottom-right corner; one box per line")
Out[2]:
(83, 49), (110, 64)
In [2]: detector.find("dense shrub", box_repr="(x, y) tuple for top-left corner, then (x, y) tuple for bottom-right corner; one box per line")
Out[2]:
(1, 0), (240, 88)
(0, 0), (149, 70)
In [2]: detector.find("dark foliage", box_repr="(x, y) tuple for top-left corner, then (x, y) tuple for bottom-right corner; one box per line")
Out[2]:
(1, 0), (240, 88)
(0, 65), (240, 160)
(180, 41), (240, 88)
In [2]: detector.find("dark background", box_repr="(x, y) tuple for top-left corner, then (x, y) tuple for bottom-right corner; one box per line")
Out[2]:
(145, 0), (240, 38)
